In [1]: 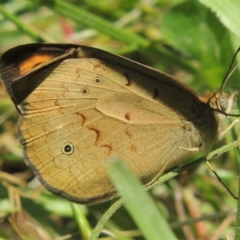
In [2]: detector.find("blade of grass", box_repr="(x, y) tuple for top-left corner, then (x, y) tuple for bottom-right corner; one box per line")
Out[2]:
(235, 128), (240, 239)
(0, 5), (44, 42)
(107, 157), (178, 240)
(235, 180), (240, 239)
(41, 0), (149, 48)
(71, 203), (92, 240)
(89, 199), (123, 240)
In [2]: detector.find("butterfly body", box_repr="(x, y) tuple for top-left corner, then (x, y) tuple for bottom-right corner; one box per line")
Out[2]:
(0, 44), (236, 204)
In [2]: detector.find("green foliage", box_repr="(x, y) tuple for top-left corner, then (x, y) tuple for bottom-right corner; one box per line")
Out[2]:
(0, 0), (239, 239)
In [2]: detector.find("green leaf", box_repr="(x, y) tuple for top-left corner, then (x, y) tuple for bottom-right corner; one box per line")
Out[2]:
(199, 0), (240, 39)
(161, 0), (238, 90)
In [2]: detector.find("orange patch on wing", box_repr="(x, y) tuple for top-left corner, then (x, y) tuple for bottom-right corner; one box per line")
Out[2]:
(19, 54), (54, 75)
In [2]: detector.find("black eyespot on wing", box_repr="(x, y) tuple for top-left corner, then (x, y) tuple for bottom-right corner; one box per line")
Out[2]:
(62, 143), (74, 155)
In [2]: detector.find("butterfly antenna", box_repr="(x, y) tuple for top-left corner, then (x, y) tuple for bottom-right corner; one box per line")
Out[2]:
(207, 48), (240, 106)
(220, 47), (240, 91)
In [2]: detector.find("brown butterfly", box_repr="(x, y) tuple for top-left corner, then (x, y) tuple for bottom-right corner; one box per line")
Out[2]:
(0, 43), (238, 204)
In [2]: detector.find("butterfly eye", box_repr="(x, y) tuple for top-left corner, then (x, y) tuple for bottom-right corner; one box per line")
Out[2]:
(94, 77), (102, 84)
(218, 95), (228, 111)
(81, 87), (89, 95)
(62, 143), (74, 155)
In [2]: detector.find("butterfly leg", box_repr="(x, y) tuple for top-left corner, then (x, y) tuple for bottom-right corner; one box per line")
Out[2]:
(178, 146), (200, 152)
(219, 119), (239, 139)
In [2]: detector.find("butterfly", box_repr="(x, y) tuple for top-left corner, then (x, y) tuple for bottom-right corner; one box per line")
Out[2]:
(0, 43), (238, 204)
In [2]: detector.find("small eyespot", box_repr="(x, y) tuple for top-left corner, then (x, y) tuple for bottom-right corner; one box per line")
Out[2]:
(62, 143), (74, 155)
(81, 87), (89, 95)
(218, 95), (228, 111)
(94, 77), (102, 84)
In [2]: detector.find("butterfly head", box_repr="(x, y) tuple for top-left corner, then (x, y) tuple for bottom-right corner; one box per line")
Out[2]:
(209, 89), (238, 115)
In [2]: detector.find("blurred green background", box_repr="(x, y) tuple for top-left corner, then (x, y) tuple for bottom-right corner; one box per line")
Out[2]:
(0, 0), (240, 239)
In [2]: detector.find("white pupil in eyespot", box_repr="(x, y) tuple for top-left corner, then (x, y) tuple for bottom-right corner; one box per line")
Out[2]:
(65, 145), (71, 152)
